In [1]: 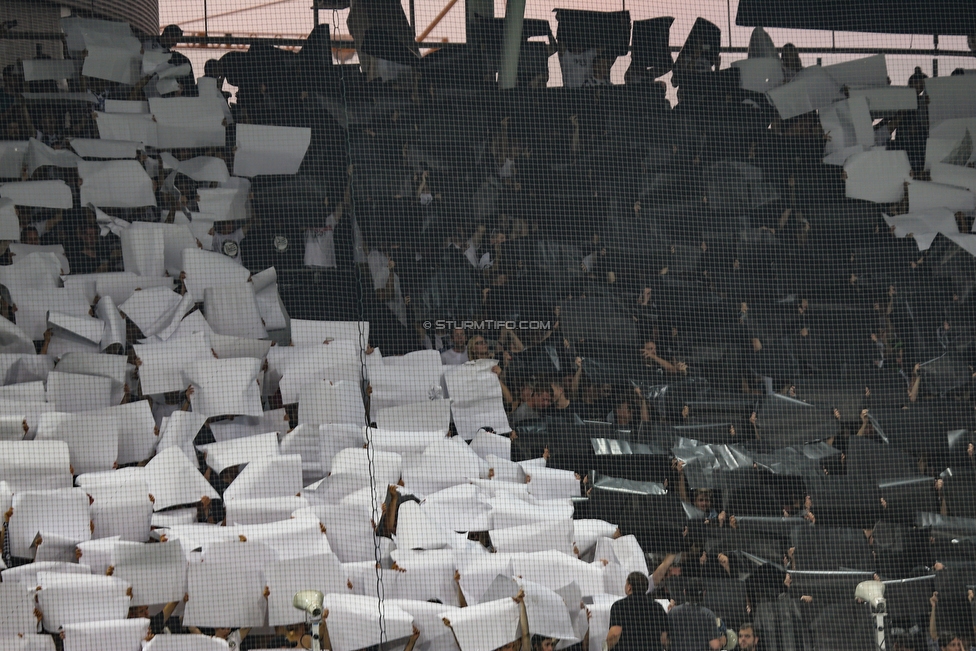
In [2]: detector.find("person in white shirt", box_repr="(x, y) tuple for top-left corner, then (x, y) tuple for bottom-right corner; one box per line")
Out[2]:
(212, 219), (249, 266)
(440, 328), (469, 365)
(304, 212), (338, 268)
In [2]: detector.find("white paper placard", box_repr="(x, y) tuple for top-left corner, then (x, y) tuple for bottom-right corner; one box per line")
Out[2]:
(395, 501), (451, 551)
(45, 371), (118, 412)
(277, 343), (361, 405)
(113, 541), (187, 606)
(93, 112), (157, 146)
(0, 380), (46, 403)
(149, 97), (226, 149)
(233, 124), (311, 177)
(387, 599), (461, 651)
(0, 180), (73, 209)
(766, 65), (842, 120)
(48, 312), (104, 348)
(490, 519), (574, 555)
(908, 180), (976, 213)
(13, 287), (88, 340)
(69, 138), (141, 159)
(510, 550), (604, 597)
(441, 597), (520, 651)
(62, 618), (149, 651)
(145, 447), (219, 511)
(0, 399), (54, 439)
(185, 357), (264, 418)
(80, 32), (141, 85)
(97, 401), (156, 465)
(9, 489), (91, 559)
(313, 502), (378, 563)
(843, 149), (911, 203)
(291, 320), (370, 347)
(250, 267), (288, 332)
(470, 431), (512, 461)
(403, 438), (487, 496)
(209, 410), (289, 443)
(931, 162), (976, 193)
(36, 410), (120, 474)
(161, 153), (230, 183)
(156, 410), (207, 463)
(820, 96), (874, 160)
(331, 447), (401, 487)
(927, 75), (976, 130)
(0, 582), (35, 635)
(369, 352), (444, 415)
(36, 574), (130, 630)
(203, 283), (268, 339)
(0, 318), (34, 355)
(198, 431), (280, 473)
(573, 520), (618, 556)
(264, 554), (350, 625)
(8, 244), (68, 274)
(60, 16), (132, 52)
(421, 484), (492, 534)
(121, 224), (165, 278)
(444, 361), (511, 440)
(0, 353), (53, 384)
(103, 100), (149, 114)
(731, 58), (783, 93)
(182, 248), (251, 298)
(0, 141), (28, 179)
(526, 467), (580, 501)
(298, 380), (365, 426)
(120, 287), (185, 338)
(376, 399), (451, 434)
(183, 559), (267, 628)
(225, 496), (308, 525)
(224, 454), (303, 502)
(370, 424), (448, 458)
(144, 635), (230, 651)
(94, 295), (126, 351)
(882, 208), (959, 251)
(323, 594), (414, 651)
(848, 87), (918, 112)
(78, 160), (156, 208)
(134, 332), (212, 396)
(823, 54), (888, 89)
(26, 138), (81, 176)
(22, 59), (78, 82)
(196, 187), (248, 224)
(0, 440), (71, 492)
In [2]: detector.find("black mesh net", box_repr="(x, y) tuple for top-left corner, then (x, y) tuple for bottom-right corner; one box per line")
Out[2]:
(0, 1), (974, 650)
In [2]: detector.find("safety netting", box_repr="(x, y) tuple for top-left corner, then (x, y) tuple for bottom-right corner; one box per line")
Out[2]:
(0, 1), (975, 650)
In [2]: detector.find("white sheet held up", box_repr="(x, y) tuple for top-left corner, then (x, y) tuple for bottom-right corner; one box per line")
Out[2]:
(234, 124), (311, 177)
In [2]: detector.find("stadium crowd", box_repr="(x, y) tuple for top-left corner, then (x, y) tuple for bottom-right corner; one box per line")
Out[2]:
(0, 9), (974, 651)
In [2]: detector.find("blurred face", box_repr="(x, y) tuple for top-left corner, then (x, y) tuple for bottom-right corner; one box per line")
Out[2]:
(694, 491), (712, 512)
(451, 328), (467, 351)
(738, 628), (757, 651)
(470, 336), (488, 359)
(709, 637), (724, 650)
(497, 642), (520, 651)
(528, 389), (552, 410)
(942, 638), (965, 651)
(538, 640), (556, 651)
(615, 401), (632, 425)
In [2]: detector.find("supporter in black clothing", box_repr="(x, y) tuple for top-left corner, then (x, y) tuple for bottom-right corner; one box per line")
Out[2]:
(607, 572), (669, 651)
(65, 220), (113, 275)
